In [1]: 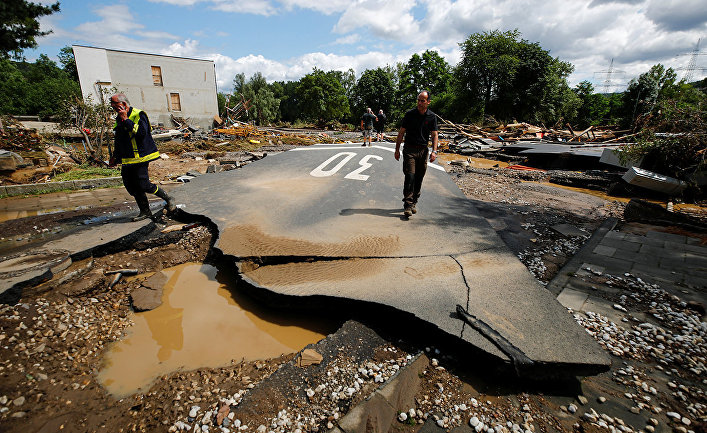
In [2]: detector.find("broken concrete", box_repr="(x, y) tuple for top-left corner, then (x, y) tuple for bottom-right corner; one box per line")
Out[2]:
(131, 271), (169, 311)
(0, 216), (154, 303)
(172, 142), (610, 376)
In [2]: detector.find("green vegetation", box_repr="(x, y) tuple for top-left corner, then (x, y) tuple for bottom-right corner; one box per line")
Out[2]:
(0, 54), (80, 118)
(51, 165), (120, 182)
(0, 0), (60, 60)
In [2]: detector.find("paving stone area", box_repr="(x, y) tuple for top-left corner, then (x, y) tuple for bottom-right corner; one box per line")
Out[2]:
(548, 218), (707, 317)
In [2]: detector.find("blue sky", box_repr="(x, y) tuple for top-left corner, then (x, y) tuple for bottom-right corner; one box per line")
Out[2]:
(29, 0), (707, 93)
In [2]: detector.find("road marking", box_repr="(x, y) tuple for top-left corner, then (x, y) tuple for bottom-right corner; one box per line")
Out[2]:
(292, 144), (445, 171)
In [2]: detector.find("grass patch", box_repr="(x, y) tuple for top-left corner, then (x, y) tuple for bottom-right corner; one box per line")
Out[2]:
(51, 166), (120, 182)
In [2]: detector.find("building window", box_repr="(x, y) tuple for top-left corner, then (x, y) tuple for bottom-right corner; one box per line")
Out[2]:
(152, 66), (163, 86)
(170, 93), (181, 111)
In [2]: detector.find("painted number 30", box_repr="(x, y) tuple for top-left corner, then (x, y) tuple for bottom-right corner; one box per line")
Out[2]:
(309, 152), (383, 181)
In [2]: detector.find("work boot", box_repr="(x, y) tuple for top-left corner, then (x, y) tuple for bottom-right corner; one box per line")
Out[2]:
(411, 202), (417, 214)
(403, 205), (412, 218)
(131, 194), (152, 222)
(154, 187), (177, 213)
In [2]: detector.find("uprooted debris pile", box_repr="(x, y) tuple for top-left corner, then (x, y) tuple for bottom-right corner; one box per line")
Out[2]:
(0, 117), (43, 152)
(438, 115), (632, 145)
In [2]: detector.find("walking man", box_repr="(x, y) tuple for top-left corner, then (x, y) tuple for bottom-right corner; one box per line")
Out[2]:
(374, 109), (387, 141)
(360, 107), (377, 147)
(108, 93), (175, 221)
(394, 91), (438, 218)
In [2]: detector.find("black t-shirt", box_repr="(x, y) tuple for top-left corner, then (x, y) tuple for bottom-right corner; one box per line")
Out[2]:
(361, 112), (376, 129)
(374, 112), (386, 128)
(402, 108), (438, 147)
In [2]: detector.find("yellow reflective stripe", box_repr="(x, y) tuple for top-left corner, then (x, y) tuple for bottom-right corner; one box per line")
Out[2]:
(127, 108), (142, 158)
(131, 136), (139, 158)
(121, 151), (160, 165)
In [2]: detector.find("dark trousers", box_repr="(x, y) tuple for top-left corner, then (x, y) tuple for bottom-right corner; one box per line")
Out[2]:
(121, 162), (157, 197)
(402, 146), (428, 206)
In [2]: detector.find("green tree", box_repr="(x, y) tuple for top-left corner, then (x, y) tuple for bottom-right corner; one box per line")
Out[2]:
(455, 29), (522, 120)
(0, 58), (29, 114)
(455, 29), (577, 125)
(621, 64), (677, 127)
(0, 0), (60, 60)
(395, 50), (452, 115)
(571, 81), (609, 128)
(216, 92), (227, 119)
(296, 68), (350, 123)
(232, 72), (280, 125)
(272, 80), (299, 123)
(331, 68), (356, 100)
(351, 67), (394, 119)
(57, 45), (78, 81)
(0, 54), (79, 117)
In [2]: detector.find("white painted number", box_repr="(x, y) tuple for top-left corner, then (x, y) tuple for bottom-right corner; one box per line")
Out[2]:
(345, 155), (383, 181)
(309, 152), (382, 181)
(310, 152), (356, 177)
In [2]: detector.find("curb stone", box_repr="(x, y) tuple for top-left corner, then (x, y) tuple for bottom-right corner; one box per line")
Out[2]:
(1, 177), (124, 197)
(330, 353), (429, 433)
(546, 217), (619, 296)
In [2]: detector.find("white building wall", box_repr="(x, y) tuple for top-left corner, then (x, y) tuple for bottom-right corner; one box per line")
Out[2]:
(73, 46), (111, 103)
(72, 45), (218, 130)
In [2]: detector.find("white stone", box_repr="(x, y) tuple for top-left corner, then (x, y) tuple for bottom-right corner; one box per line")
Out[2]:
(398, 412), (408, 422)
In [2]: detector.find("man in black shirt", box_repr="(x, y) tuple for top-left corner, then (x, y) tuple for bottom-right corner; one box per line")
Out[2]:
(394, 91), (438, 218)
(360, 107), (377, 147)
(374, 109), (387, 141)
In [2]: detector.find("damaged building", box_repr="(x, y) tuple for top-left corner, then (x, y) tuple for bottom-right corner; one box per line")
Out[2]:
(72, 45), (218, 130)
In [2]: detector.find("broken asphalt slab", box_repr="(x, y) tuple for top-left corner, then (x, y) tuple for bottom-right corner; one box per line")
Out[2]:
(172, 142), (611, 376)
(0, 217), (154, 304)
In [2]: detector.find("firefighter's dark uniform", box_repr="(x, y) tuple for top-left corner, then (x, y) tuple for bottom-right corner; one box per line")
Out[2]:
(113, 107), (174, 220)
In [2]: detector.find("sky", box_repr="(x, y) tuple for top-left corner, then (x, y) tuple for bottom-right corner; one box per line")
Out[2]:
(28, 0), (707, 94)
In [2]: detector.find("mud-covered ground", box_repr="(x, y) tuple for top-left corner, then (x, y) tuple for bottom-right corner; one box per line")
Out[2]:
(0, 146), (705, 433)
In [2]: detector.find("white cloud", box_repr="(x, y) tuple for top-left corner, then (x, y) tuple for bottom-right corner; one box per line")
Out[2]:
(210, 50), (414, 90)
(145, 0), (205, 5)
(211, 0), (277, 15)
(332, 34), (361, 45)
(335, 0), (420, 41)
(161, 40), (204, 58)
(277, 0), (351, 14)
(74, 4), (144, 35)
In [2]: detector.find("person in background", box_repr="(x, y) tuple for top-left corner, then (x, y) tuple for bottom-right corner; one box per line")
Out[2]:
(360, 107), (377, 147)
(108, 93), (176, 221)
(393, 91), (438, 218)
(374, 109), (387, 142)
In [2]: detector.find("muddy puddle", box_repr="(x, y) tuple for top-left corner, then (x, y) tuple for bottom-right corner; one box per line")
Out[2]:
(98, 262), (340, 397)
(439, 154), (510, 169)
(0, 206), (91, 223)
(531, 181), (634, 203)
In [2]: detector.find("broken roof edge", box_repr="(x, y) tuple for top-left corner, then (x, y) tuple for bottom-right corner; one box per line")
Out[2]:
(71, 44), (215, 64)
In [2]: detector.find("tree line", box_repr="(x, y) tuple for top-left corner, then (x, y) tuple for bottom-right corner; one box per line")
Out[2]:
(221, 30), (706, 131)
(0, 30), (705, 132)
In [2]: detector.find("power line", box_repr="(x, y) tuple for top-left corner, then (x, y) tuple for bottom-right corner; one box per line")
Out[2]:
(593, 59), (626, 93)
(675, 38), (707, 82)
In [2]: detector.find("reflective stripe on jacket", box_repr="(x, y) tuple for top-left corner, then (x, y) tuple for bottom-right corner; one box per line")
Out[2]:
(113, 108), (159, 165)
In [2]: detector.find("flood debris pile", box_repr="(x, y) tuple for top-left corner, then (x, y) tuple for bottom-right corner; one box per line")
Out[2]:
(438, 115), (631, 145)
(0, 118), (43, 152)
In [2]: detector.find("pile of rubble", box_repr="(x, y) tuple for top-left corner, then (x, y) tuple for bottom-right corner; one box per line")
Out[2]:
(0, 117), (43, 152)
(437, 115), (632, 144)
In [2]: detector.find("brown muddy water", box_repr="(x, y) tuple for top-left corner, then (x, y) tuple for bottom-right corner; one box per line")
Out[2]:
(98, 262), (340, 397)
